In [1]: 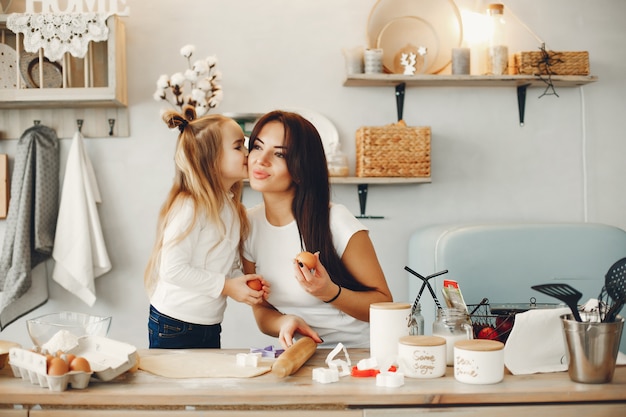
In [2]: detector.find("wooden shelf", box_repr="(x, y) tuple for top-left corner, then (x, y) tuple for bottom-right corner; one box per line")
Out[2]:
(344, 73), (598, 125)
(0, 15), (127, 109)
(0, 16), (128, 138)
(344, 74), (598, 88)
(330, 176), (431, 184)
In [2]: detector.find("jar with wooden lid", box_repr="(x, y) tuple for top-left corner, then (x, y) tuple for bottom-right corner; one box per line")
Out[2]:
(454, 339), (504, 384)
(369, 302), (411, 366)
(398, 335), (446, 378)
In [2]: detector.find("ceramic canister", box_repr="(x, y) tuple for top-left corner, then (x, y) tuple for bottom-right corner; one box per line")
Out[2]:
(398, 335), (446, 378)
(454, 339), (505, 384)
(370, 302), (411, 366)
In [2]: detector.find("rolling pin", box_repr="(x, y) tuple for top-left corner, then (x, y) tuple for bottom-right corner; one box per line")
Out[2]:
(271, 336), (317, 378)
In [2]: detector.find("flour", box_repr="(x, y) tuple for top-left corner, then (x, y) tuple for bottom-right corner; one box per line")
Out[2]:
(42, 330), (79, 353)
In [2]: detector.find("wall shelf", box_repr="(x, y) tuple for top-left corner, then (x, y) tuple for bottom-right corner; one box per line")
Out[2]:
(343, 74), (598, 88)
(331, 176), (431, 219)
(344, 73), (598, 125)
(245, 177), (431, 219)
(0, 15), (128, 138)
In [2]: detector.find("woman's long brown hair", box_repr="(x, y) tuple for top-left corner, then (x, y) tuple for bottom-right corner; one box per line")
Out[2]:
(248, 111), (371, 291)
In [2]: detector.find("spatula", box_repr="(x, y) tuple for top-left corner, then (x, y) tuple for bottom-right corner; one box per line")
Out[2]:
(531, 283), (583, 322)
(604, 257), (626, 322)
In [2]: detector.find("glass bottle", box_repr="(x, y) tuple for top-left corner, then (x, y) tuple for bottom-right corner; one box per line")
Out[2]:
(408, 302), (425, 336)
(326, 143), (349, 177)
(486, 3), (508, 75)
(432, 307), (473, 365)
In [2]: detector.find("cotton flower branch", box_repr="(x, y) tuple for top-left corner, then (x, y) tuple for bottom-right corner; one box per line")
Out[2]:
(153, 44), (223, 116)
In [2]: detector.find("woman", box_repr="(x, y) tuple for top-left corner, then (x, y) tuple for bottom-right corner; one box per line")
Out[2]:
(243, 110), (392, 349)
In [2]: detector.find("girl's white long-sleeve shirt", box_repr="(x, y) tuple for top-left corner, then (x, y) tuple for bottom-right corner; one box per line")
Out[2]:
(150, 196), (241, 325)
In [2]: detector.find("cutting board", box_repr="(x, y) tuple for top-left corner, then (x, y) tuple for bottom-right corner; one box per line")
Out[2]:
(139, 350), (271, 378)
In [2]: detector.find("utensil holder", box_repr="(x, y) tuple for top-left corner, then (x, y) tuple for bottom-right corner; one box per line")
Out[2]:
(561, 314), (624, 383)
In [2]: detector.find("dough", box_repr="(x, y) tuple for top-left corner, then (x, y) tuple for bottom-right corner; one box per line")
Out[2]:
(139, 351), (271, 378)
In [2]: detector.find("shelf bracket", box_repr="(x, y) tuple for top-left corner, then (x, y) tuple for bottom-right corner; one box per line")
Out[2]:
(356, 184), (384, 219)
(395, 82), (406, 121)
(517, 83), (531, 126)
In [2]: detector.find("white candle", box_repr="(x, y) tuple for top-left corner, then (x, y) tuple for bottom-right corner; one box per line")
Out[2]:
(451, 47), (470, 75)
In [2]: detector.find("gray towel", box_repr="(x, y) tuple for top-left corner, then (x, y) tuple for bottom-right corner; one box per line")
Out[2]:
(0, 125), (59, 329)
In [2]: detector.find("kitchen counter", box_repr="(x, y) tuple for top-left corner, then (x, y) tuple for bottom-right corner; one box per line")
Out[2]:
(0, 348), (625, 416)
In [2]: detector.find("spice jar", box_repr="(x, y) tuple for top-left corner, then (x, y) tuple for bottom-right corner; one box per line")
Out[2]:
(398, 335), (446, 379)
(454, 339), (504, 384)
(432, 308), (473, 365)
(486, 3), (509, 75)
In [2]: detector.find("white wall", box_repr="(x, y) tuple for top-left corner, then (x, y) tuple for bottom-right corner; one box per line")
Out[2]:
(1, 0), (625, 350)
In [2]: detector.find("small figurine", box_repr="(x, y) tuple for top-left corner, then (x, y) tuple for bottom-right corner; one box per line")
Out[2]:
(400, 52), (417, 75)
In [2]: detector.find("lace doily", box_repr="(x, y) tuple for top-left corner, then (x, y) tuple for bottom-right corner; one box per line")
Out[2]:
(7, 13), (110, 62)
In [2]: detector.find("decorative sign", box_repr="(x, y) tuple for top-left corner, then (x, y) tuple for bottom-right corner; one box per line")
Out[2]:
(25, 0), (130, 15)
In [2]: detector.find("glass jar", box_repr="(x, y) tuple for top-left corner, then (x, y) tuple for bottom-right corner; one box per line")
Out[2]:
(432, 308), (473, 365)
(486, 3), (508, 75)
(408, 303), (425, 336)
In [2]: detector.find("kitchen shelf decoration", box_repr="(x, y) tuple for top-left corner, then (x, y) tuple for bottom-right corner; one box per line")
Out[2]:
(0, 12), (127, 138)
(153, 44), (223, 117)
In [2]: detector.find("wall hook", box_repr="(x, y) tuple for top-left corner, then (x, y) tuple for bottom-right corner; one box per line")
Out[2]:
(77, 119), (83, 132)
(33, 120), (40, 125)
(108, 118), (115, 136)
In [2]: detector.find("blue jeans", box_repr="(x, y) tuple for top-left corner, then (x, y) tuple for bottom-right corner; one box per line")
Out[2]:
(148, 305), (221, 349)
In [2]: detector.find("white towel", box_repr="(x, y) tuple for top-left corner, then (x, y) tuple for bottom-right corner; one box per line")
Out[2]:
(504, 307), (626, 375)
(52, 131), (111, 306)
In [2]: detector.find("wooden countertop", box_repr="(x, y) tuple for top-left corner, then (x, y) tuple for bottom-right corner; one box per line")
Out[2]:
(1, 348), (625, 412)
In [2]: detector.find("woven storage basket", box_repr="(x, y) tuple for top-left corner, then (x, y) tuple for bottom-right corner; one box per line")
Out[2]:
(512, 51), (589, 76)
(355, 121), (430, 177)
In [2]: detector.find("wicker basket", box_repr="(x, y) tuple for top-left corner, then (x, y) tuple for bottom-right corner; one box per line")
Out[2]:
(512, 51), (589, 76)
(355, 121), (430, 177)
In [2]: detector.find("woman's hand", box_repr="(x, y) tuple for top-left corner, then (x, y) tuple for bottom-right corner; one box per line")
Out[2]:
(293, 252), (339, 302)
(277, 314), (322, 349)
(222, 274), (270, 306)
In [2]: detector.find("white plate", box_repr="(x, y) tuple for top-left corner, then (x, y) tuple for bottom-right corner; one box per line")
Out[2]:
(0, 44), (18, 89)
(376, 16), (440, 74)
(367, 0), (462, 74)
(283, 108), (340, 156)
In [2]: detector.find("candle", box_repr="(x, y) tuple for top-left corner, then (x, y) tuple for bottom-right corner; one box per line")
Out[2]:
(451, 47), (470, 75)
(364, 48), (384, 74)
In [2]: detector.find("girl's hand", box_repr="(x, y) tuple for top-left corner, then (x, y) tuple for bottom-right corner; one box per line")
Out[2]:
(277, 314), (322, 349)
(223, 275), (270, 305)
(293, 253), (338, 303)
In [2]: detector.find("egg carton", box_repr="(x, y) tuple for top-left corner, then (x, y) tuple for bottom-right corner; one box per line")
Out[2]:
(8, 335), (138, 391)
(8, 347), (92, 391)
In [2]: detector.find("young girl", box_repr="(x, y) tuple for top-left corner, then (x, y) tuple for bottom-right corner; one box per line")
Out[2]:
(145, 105), (268, 349)
(243, 110), (392, 349)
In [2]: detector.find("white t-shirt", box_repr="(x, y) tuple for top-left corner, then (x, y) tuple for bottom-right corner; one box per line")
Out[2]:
(150, 197), (241, 325)
(243, 202), (370, 347)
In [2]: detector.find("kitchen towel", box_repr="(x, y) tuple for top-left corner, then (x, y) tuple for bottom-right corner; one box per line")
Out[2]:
(52, 130), (111, 306)
(0, 125), (60, 329)
(503, 307), (626, 375)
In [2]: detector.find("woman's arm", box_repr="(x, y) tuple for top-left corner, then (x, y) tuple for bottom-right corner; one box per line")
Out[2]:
(295, 230), (393, 322)
(243, 258), (322, 348)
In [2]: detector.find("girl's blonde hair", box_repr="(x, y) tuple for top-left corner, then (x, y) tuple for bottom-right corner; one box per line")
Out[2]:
(144, 105), (248, 295)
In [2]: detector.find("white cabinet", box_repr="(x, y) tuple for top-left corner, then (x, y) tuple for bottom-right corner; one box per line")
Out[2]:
(0, 15), (128, 138)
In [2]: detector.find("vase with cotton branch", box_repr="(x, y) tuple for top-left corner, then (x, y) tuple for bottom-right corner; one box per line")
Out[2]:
(153, 44), (223, 116)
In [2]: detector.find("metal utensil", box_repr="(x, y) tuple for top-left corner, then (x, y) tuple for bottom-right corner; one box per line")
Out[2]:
(531, 283), (583, 322)
(404, 266), (447, 310)
(604, 257), (626, 322)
